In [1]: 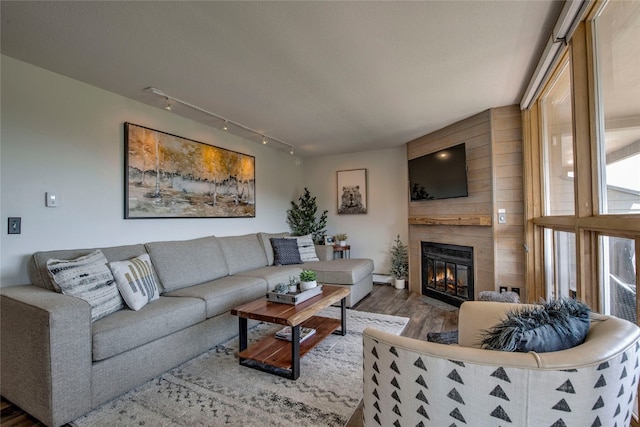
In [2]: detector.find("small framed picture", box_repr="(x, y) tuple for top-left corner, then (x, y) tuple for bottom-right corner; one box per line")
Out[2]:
(324, 235), (335, 245)
(337, 169), (367, 214)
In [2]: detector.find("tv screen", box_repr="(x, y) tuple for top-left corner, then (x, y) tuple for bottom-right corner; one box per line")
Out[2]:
(409, 143), (468, 201)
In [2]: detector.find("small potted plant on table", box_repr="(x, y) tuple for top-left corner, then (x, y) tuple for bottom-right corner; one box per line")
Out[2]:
(288, 276), (299, 293)
(299, 270), (317, 291)
(335, 233), (348, 247)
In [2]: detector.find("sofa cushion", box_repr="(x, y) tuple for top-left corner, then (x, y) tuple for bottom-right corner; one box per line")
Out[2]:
(287, 234), (319, 262)
(257, 232), (290, 265)
(46, 250), (124, 322)
(30, 244), (149, 292)
(109, 253), (160, 311)
(92, 295), (206, 361)
(481, 298), (591, 353)
(145, 236), (228, 292)
(217, 233), (268, 275)
(304, 258), (374, 285)
(163, 275), (267, 318)
(237, 265), (305, 291)
(271, 238), (303, 266)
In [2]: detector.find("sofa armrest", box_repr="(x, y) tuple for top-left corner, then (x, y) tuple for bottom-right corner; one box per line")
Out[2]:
(1, 285), (93, 426)
(314, 245), (333, 261)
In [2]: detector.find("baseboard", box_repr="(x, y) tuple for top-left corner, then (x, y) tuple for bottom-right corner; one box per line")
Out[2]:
(372, 274), (392, 284)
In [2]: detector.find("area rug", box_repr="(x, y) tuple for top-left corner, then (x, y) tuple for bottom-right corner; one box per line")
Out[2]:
(71, 307), (409, 427)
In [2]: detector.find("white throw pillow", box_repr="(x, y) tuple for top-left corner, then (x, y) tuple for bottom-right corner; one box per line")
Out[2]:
(288, 234), (319, 262)
(109, 253), (160, 311)
(46, 250), (124, 321)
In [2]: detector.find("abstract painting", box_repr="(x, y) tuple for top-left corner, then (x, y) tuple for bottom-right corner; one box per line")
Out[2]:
(125, 123), (255, 218)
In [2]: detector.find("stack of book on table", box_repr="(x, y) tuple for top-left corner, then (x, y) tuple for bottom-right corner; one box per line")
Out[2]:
(275, 326), (316, 343)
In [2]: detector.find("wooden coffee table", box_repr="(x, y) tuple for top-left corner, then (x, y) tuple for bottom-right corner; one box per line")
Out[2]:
(231, 285), (350, 380)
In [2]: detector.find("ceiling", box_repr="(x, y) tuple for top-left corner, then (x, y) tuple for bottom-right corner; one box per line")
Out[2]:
(0, 1), (563, 158)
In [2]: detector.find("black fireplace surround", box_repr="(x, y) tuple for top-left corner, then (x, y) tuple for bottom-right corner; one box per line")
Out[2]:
(421, 242), (474, 307)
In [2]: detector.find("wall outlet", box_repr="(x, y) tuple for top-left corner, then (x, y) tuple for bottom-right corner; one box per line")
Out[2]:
(498, 208), (506, 224)
(8, 217), (21, 234)
(511, 287), (520, 295)
(499, 286), (508, 293)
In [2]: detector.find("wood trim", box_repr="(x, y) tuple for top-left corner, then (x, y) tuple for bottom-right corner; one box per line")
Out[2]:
(533, 215), (640, 235)
(408, 215), (492, 226)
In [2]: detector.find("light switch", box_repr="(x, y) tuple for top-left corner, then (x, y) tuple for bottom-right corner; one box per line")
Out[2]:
(8, 217), (21, 234)
(46, 192), (58, 207)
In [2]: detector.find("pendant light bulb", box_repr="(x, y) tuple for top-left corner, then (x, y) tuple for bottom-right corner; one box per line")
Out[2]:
(223, 121), (228, 131)
(262, 136), (267, 145)
(164, 98), (172, 111)
(289, 148), (294, 155)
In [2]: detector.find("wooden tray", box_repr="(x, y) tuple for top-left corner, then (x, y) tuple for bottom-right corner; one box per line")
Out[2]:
(266, 285), (323, 305)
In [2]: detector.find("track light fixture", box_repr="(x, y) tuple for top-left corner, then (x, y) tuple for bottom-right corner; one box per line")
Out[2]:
(145, 86), (295, 154)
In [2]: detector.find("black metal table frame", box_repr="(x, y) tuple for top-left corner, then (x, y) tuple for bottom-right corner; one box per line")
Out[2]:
(237, 296), (347, 380)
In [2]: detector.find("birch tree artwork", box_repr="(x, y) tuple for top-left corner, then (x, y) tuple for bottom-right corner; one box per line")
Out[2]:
(125, 123), (255, 218)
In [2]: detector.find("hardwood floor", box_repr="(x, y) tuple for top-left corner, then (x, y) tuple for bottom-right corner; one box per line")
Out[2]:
(0, 284), (458, 427)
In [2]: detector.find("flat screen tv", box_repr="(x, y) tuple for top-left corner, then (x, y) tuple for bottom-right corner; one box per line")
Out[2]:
(409, 143), (468, 201)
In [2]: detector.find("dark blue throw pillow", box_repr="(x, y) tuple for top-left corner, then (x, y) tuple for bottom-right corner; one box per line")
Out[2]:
(270, 238), (303, 266)
(481, 298), (591, 353)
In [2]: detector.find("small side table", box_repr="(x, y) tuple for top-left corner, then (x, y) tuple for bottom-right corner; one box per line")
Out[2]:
(333, 245), (351, 259)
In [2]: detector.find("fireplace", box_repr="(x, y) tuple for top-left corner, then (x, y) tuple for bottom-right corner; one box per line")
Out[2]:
(421, 242), (474, 307)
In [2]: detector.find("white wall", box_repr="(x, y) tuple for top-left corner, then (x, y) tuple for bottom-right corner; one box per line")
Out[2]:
(302, 148), (408, 275)
(0, 56), (304, 286)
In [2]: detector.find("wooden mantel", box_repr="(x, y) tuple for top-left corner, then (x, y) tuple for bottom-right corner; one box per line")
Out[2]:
(408, 215), (492, 227)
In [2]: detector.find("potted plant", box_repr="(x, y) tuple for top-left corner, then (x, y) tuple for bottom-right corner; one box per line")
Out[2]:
(274, 282), (289, 294)
(288, 276), (299, 293)
(335, 233), (348, 247)
(299, 269), (317, 290)
(286, 188), (328, 244)
(389, 235), (408, 289)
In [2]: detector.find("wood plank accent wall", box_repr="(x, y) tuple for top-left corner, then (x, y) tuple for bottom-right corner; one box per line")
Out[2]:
(491, 105), (526, 294)
(407, 105), (525, 299)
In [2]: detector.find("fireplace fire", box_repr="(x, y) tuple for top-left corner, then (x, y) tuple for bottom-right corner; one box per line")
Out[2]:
(422, 242), (474, 307)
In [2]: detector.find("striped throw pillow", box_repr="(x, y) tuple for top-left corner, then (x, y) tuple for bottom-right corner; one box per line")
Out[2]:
(109, 253), (160, 311)
(46, 250), (124, 321)
(288, 234), (319, 262)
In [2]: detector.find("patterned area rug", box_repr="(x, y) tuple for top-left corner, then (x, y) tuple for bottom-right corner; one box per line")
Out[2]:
(71, 307), (408, 427)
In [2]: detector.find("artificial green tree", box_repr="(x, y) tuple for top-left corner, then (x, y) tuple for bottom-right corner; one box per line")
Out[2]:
(286, 188), (328, 244)
(390, 235), (409, 280)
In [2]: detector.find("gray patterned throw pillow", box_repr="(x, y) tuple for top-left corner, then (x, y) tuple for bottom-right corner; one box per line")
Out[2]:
(46, 250), (124, 321)
(270, 238), (303, 266)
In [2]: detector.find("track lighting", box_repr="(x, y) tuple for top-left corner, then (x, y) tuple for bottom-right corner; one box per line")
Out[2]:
(144, 87), (295, 154)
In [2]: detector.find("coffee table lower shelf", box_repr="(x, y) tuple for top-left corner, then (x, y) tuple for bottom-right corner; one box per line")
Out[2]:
(237, 315), (342, 377)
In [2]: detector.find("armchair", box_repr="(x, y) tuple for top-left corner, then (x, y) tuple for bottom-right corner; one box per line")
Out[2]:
(363, 301), (640, 426)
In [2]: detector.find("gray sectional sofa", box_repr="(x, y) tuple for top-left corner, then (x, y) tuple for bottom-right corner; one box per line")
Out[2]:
(0, 232), (374, 427)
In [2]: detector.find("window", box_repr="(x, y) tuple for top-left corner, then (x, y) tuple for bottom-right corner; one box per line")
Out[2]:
(541, 60), (575, 216)
(524, 2), (640, 424)
(601, 235), (637, 323)
(594, 0), (640, 214)
(544, 229), (577, 299)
